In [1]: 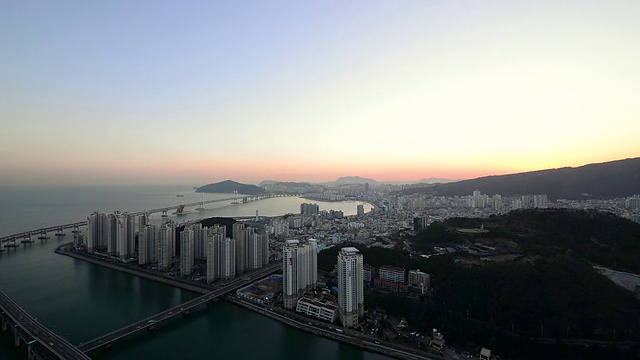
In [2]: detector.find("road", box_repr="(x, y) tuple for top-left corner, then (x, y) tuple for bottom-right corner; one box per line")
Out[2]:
(78, 263), (280, 353)
(0, 291), (91, 360)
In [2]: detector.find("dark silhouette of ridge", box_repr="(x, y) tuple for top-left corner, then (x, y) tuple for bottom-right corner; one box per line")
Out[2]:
(404, 157), (640, 200)
(195, 180), (266, 195)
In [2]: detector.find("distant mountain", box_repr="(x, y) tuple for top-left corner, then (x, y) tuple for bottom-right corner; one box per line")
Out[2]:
(403, 157), (640, 200)
(259, 180), (312, 187)
(416, 177), (457, 184)
(196, 180), (266, 195)
(324, 176), (379, 186)
(258, 180), (279, 186)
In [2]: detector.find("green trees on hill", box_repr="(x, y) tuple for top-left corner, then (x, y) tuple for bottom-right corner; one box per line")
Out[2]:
(333, 209), (640, 359)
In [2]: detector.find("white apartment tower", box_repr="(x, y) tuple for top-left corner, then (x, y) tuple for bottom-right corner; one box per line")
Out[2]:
(220, 237), (236, 280)
(337, 247), (364, 328)
(282, 239), (317, 310)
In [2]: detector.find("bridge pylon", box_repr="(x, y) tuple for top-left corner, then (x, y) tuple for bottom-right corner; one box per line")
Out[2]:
(38, 231), (49, 240)
(55, 228), (65, 237)
(21, 234), (34, 244)
(13, 324), (20, 346)
(27, 340), (36, 360)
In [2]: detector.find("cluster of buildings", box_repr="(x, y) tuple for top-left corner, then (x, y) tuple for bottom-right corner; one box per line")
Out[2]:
(87, 213), (269, 283)
(282, 240), (364, 328)
(365, 265), (430, 295)
(86, 211), (149, 258)
(467, 190), (547, 210)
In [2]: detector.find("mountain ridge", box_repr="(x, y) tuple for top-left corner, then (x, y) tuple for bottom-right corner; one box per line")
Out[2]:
(195, 180), (266, 195)
(404, 157), (640, 200)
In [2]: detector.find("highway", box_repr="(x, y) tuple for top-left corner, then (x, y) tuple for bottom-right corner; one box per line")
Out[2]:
(225, 295), (442, 360)
(78, 263), (280, 353)
(0, 291), (90, 360)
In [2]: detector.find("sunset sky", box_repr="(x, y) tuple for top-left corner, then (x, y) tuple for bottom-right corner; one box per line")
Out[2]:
(1, 1), (638, 186)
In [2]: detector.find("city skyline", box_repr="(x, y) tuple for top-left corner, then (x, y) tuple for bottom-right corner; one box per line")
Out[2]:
(2, 1), (639, 186)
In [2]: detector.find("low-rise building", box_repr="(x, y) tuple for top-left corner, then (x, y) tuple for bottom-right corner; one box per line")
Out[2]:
(379, 265), (406, 284)
(408, 269), (430, 294)
(296, 297), (338, 323)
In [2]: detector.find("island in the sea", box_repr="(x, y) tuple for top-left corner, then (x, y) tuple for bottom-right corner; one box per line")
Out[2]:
(195, 180), (266, 195)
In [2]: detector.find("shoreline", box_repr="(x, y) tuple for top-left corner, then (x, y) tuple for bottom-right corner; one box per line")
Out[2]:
(54, 243), (434, 360)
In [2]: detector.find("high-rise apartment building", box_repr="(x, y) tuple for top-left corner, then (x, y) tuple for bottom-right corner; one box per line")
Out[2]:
(262, 233), (270, 266)
(246, 232), (263, 270)
(180, 227), (195, 276)
(357, 204), (365, 217)
(337, 247), (363, 328)
(158, 221), (174, 272)
(233, 223), (246, 275)
(282, 239), (318, 309)
(192, 222), (205, 260)
(220, 237), (236, 280)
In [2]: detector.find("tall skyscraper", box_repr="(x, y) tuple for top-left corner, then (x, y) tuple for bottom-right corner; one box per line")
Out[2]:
(262, 233), (270, 266)
(357, 204), (365, 217)
(206, 229), (219, 283)
(87, 211), (109, 253)
(126, 214), (137, 258)
(193, 223), (205, 260)
(115, 212), (128, 259)
(138, 224), (149, 265)
(220, 237), (236, 280)
(138, 224), (158, 265)
(180, 227), (195, 276)
(158, 221), (174, 272)
(337, 247), (364, 328)
(233, 222), (246, 275)
(282, 239), (317, 309)
(246, 232), (263, 270)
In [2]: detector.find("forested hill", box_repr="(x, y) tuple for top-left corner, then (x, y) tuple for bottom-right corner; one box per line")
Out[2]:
(403, 157), (640, 200)
(195, 180), (266, 195)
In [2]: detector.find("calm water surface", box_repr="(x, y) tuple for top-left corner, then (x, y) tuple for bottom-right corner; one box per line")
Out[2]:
(0, 185), (386, 360)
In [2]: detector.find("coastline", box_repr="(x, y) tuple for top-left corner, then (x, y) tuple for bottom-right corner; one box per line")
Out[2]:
(54, 243), (434, 360)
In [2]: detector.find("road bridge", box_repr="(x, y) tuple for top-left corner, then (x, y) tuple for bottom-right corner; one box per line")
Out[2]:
(0, 194), (273, 246)
(0, 222), (86, 247)
(78, 263), (280, 354)
(0, 291), (91, 360)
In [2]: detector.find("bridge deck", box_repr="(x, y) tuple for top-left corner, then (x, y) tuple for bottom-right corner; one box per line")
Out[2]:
(0, 195), (272, 244)
(0, 291), (91, 360)
(78, 263), (279, 353)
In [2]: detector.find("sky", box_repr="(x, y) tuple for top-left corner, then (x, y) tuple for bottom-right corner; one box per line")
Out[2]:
(1, 1), (639, 186)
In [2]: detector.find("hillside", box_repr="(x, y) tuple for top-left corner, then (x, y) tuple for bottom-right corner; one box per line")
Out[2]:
(195, 180), (266, 195)
(319, 209), (640, 359)
(403, 157), (640, 200)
